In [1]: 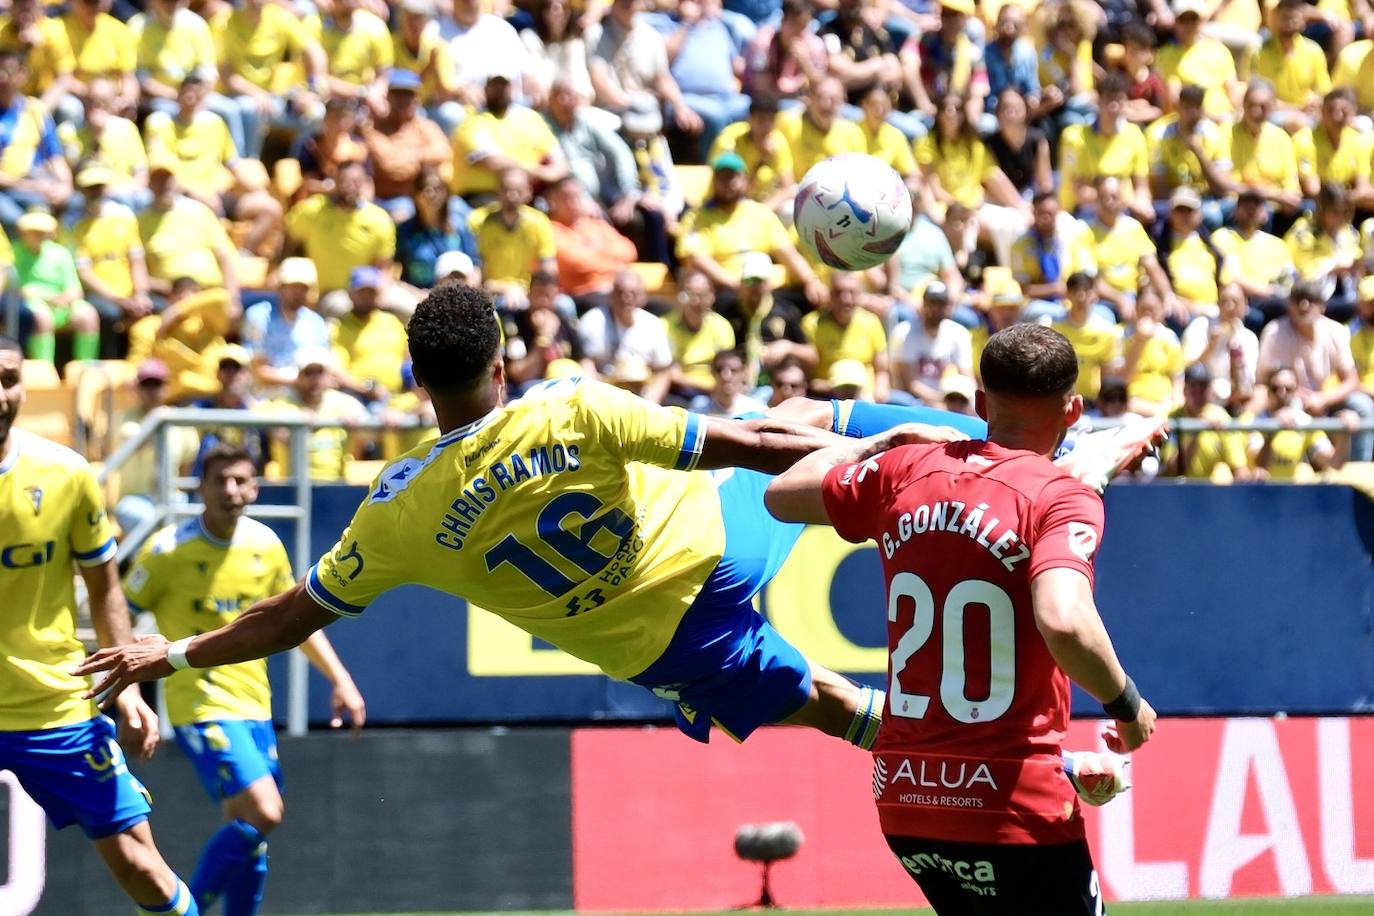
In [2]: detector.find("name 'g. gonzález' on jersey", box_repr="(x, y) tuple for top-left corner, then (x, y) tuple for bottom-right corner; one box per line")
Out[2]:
(306, 378), (725, 680)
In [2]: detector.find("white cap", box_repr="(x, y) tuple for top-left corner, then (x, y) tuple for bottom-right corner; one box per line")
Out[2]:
(435, 250), (474, 279)
(295, 346), (338, 372)
(739, 251), (774, 282)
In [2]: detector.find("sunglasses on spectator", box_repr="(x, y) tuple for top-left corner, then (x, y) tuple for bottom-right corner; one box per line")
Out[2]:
(138, 378), (166, 389)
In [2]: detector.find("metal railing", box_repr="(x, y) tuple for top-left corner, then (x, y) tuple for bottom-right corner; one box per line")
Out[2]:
(99, 405), (420, 736)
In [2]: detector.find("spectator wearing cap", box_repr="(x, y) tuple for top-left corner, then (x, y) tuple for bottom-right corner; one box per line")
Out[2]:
(1353, 276), (1374, 399)
(1256, 279), (1374, 461)
(1009, 192), (1096, 322)
(396, 164), (479, 291)
(242, 256), (330, 388)
(664, 267), (736, 401)
(0, 50), (72, 235)
(678, 151), (826, 310)
(450, 69), (568, 198)
(262, 344), (369, 480)
(775, 76), (866, 180)
(1156, 0), (1242, 120)
(285, 159), (395, 296)
(1294, 89), (1373, 208)
(1162, 362), (1252, 481)
(1212, 189), (1295, 326)
(717, 250), (815, 388)
(59, 78), (149, 212)
(579, 268), (673, 403)
(15, 208), (99, 363)
(330, 266), (408, 405)
(290, 96), (370, 200)
(302, 0), (393, 115)
(1246, 366), (1339, 480)
(941, 373), (977, 416)
(1121, 284), (1186, 415)
(803, 271), (889, 402)
(665, 0), (751, 156)
(1181, 281), (1258, 412)
(707, 96), (795, 213)
(211, 0), (327, 160)
(1252, 0), (1331, 131)
(0, 0), (76, 120)
(1283, 182), (1361, 317)
(1146, 83), (1235, 230)
(189, 342), (268, 475)
(521, 0), (595, 110)
(72, 164), (151, 349)
(590, 0), (703, 135)
(689, 349), (767, 417)
(112, 358), (200, 536)
(363, 69), (453, 220)
(909, 0), (990, 126)
(469, 168), (557, 311)
(1086, 176), (1175, 323)
(1228, 80), (1302, 217)
(1158, 186), (1232, 324)
(825, 357), (871, 401)
(444, 0), (530, 104)
(503, 269), (591, 390)
(143, 74), (284, 254)
(546, 175), (638, 311)
(60, 0), (139, 115)
(969, 269), (1024, 374)
(393, 0), (464, 139)
(137, 162), (241, 308)
(434, 249), (481, 288)
(1059, 71), (1154, 224)
(132, 0), (249, 155)
(1051, 271), (1123, 404)
(888, 281), (973, 407)
(741, 0), (826, 102)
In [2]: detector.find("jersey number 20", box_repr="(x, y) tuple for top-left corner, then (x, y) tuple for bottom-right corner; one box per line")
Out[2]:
(888, 573), (1015, 724)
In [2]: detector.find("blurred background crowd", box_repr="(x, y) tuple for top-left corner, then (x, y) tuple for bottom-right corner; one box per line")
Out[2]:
(7, 0), (1374, 512)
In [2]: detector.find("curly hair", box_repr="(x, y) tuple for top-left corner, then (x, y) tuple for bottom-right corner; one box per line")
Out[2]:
(407, 283), (502, 394)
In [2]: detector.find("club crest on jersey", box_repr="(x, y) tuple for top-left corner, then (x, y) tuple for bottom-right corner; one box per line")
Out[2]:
(23, 486), (41, 514)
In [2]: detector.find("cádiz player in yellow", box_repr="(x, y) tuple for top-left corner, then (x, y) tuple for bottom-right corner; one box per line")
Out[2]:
(125, 443), (365, 914)
(0, 334), (202, 916)
(78, 285), (1158, 750)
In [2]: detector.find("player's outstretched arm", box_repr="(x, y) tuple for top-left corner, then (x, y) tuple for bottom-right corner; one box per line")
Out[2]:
(75, 582), (339, 699)
(763, 423), (970, 524)
(1030, 568), (1157, 753)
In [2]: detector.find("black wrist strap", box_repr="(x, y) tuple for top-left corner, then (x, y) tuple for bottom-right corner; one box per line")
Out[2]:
(1102, 677), (1141, 722)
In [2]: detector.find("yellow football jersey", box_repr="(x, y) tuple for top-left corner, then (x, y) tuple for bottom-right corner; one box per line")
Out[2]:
(307, 379), (722, 680)
(0, 430), (117, 731)
(125, 517), (294, 726)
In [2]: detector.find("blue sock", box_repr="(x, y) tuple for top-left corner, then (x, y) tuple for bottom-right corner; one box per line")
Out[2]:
(223, 837), (269, 916)
(136, 877), (200, 915)
(190, 820), (264, 910)
(831, 400), (988, 440)
(844, 685), (884, 750)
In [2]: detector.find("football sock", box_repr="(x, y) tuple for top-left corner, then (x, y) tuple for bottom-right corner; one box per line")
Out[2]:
(73, 330), (100, 361)
(832, 400), (988, 440)
(25, 332), (54, 362)
(845, 685), (884, 750)
(190, 819), (264, 910)
(136, 878), (199, 915)
(223, 835), (269, 916)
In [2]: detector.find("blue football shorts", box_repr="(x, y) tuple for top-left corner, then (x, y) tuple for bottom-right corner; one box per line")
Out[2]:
(0, 714), (152, 838)
(630, 465), (811, 743)
(174, 719), (281, 802)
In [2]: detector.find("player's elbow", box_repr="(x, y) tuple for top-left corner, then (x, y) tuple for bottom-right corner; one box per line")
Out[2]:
(1033, 599), (1092, 648)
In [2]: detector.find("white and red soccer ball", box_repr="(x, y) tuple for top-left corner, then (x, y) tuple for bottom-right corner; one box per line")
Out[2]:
(793, 153), (913, 272)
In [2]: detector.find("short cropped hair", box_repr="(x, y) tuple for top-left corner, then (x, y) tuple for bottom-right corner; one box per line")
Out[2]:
(1066, 271), (1096, 293)
(200, 442), (254, 480)
(980, 324), (1079, 399)
(407, 282), (502, 393)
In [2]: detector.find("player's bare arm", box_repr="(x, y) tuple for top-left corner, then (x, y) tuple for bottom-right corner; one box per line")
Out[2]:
(763, 424), (971, 525)
(82, 557), (159, 761)
(1030, 567), (1157, 753)
(76, 582), (338, 698)
(299, 629), (367, 735)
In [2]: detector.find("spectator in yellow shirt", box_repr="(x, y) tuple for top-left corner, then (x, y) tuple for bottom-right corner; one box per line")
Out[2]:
(60, 0), (137, 114)
(212, 0), (327, 159)
(1283, 182), (1361, 313)
(0, 51), (72, 235)
(1121, 285), (1186, 415)
(143, 75), (283, 255)
(1087, 176), (1176, 323)
(1253, 0), (1331, 130)
(1146, 84), (1236, 229)
(1352, 276), (1374, 396)
(664, 267), (736, 399)
(1213, 189), (1298, 326)
(1161, 186), (1233, 323)
(303, 0), (393, 114)
(1331, 36), (1374, 113)
(1229, 80), (1303, 216)
(707, 96), (795, 212)
(284, 159), (396, 295)
(262, 346), (369, 481)
(0, 0), (76, 118)
(1294, 88), (1374, 207)
(1249, 367), (1337, 479)
(774, 76), (866, 179)
(394, 0), (463, 137)
(1008, 191), (1097, 321)
(330, 266), (409, 402)
(1156, 0), (1242, 119)
(802, 271), (889, 402)
(468, 168), (557, 310)
(137, 164), (240, 308)
(1051, 270), (1123, 403)
(1163, 362), (1253, 481)
(450, 70), (569, 197)
(72, 164), (151, 342)
(1058, 72), (1153, 223)
(59, 77), (148, 210)
(857, 82), (917, 185)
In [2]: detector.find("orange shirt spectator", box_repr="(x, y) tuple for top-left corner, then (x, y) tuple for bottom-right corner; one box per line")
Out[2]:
(362, 70), (452, 204)
(545, 176), (637, 300)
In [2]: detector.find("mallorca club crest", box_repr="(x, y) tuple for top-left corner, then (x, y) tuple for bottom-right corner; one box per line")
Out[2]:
(23, 486), (42, 515)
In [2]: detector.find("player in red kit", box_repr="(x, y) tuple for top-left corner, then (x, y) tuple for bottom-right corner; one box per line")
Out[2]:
(765, 324), (1156, 914)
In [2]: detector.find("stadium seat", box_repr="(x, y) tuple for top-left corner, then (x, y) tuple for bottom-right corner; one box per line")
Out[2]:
(16, 386), (75, 447)
(22, 359), (60, 389)
(675, 165), (712, 210)
(237, 255), (271, 289)
(67, 361), (137, 459)
(629, 262), (670, 295)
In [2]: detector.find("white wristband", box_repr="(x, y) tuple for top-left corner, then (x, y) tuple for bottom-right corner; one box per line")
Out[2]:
(166, 637), (196, 671)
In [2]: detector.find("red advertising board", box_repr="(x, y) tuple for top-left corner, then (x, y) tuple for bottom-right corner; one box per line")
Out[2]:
(571, 718), (1374, 911)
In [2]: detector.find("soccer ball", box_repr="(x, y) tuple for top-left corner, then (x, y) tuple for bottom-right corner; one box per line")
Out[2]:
(793, 154), (913, 271)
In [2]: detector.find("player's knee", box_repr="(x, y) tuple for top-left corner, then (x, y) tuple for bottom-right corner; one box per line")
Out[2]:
(243, 795), (284, 834)
(26, 301), (52, 332)
(768, 396), (832, 429)
(71, 302), (99, 332)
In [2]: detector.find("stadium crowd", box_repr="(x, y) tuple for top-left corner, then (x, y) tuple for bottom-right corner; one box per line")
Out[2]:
(7, 0), (1374, 491)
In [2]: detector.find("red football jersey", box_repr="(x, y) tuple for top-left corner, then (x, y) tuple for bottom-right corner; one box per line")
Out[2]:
(822, 439), (1105, 845)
